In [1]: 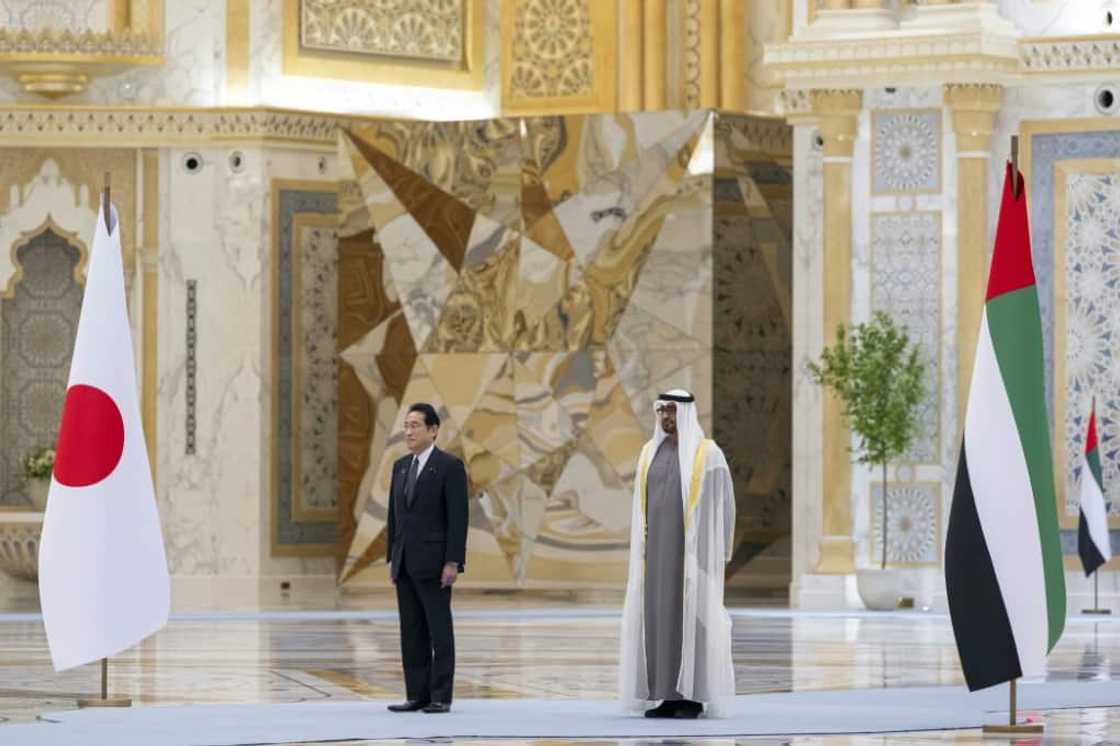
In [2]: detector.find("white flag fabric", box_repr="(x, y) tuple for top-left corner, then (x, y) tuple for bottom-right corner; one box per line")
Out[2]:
(38, 200), (169, 671)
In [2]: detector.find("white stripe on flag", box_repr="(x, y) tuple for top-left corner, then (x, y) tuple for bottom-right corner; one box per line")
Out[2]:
(963, 313), (1047, 679)
(1080, 455), (1112, 563)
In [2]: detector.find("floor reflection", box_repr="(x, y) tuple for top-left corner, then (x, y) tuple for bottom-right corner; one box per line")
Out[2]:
(0, 594), (1118, 744)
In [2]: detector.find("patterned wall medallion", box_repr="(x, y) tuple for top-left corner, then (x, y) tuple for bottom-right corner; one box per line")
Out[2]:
(338, 111), (793, 588)
(871, 110), (941, 195)
(0, 232), (82, 506)
(869, 482), (939, 566)
(1061, 171), (1120, 519)
(501, 0), (614, 114)
(870, 212), (940, 464)
(300, 0), (464, 65)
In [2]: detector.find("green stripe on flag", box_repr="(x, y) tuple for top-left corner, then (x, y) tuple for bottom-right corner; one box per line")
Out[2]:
(986, 286), (1066, 651)
(1088, 447), (1103, 492)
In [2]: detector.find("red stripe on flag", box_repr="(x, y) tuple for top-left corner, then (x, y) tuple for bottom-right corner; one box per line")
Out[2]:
(1086, 403), (1098, 456)
(985, 162), (1036, 302)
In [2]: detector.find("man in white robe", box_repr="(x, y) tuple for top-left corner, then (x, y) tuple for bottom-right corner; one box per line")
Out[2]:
(619, 389), (736, 718)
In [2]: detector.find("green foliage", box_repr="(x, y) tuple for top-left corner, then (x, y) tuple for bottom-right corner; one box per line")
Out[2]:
(808, 312), (926, 570)
(808, 311), (925, 468)
(22, 447), (54, 480)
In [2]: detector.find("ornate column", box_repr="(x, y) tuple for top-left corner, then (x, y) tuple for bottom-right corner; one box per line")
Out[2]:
(618, 0), (643, 111)
(718, 0), (744, 111)
(698, 0), (719, 108)
(642, 0), (667, 110)
(945, 83), (1002, 429)
(810, 89), (862, 574)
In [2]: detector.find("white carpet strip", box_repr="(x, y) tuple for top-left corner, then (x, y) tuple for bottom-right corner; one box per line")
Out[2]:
(5, 681), (1120, 745)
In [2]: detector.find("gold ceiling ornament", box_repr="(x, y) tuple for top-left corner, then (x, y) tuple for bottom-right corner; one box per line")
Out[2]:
(0, 27), (163, 99)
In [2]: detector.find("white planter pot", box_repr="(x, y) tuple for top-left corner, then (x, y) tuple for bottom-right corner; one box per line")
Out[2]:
(856, 568), (908, 610)
(26, 478), (49, 511)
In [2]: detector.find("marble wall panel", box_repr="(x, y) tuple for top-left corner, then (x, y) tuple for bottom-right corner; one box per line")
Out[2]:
(713, 114), (793, 589)
(159, 147), (267, 581)
(338, 110), (791, 588)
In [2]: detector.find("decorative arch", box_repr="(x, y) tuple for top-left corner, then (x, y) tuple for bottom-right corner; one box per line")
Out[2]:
(2, 217), (89, 299)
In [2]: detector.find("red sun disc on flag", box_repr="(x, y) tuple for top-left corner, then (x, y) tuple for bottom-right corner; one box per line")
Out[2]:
(53, 384), (125, 487)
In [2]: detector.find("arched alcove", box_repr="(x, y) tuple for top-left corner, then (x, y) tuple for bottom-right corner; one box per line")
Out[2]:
(0, 228), (84, 506)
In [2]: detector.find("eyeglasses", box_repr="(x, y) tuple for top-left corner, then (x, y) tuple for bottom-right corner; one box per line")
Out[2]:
(403, 422), (429, 432)
(655, 404), (677, 414)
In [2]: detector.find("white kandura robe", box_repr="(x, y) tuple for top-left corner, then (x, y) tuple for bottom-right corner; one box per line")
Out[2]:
(619, 437), (736, 716)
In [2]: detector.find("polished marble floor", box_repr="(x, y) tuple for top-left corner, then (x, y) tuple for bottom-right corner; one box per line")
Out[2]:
(0, 586), (1119, 743)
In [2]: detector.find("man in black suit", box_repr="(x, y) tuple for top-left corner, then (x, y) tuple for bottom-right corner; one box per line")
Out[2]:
(386, 402), (469, 714)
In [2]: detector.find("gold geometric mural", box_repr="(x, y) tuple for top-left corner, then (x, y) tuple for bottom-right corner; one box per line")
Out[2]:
(336, 111), (791, 588)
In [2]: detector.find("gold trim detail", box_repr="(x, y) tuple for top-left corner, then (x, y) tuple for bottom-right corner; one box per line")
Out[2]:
(0, 26), (163, 98)
(141, 149), (158, 487)
(282, 0), (485, 90)
(225, 0), (250, 102)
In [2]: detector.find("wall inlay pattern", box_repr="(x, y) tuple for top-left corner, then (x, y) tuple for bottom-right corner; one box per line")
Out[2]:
(338, 111), (793, 588)
(871, 110), (941, 195)
(869, 482), (939, 566)
(299, 0), (464, 65)
(1061, 172), (1120, 518)
(870, 212), (941, 464)
(0, 232), (82, 506)
(273, 185), (339, 556)
(509, 0), (592, 100)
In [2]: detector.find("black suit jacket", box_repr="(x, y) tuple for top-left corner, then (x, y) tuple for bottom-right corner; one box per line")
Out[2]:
(385, 447), (469, 580)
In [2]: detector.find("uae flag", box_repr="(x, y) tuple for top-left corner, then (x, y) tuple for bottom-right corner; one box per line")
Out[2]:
(38, 198), (170, 671)
(945, 162), (1066, 692)
(1078, 403), (1112, 576)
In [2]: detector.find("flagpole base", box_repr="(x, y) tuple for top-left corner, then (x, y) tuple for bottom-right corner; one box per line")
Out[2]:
(1081, 608), (1112, 615)
(982, 723), (1044, 735)
(77, 696), (131, 708)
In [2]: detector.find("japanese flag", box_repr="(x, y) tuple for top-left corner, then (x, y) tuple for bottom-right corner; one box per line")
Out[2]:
(38, 199), (169, 671)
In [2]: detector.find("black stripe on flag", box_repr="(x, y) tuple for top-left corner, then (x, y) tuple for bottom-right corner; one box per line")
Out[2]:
(1078, 509), (1106, 577)
(945, 442), (1022, 691)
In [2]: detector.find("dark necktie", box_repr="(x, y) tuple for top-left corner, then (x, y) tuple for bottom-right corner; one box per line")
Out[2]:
(405, 456), (420, 507)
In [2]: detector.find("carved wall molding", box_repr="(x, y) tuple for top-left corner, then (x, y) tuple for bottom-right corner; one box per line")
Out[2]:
(768, 32), (1120, 91)
(0, 0), (165, 98)
(299, 0), (465, 65)
(0, 107), (385, 149)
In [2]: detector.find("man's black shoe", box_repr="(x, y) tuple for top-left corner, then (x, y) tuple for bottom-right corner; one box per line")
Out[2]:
(644, 701), (676, 718)
(422, 702), (451, 713)
(672, 700), (703, 719)
(387, 700), (428, 712)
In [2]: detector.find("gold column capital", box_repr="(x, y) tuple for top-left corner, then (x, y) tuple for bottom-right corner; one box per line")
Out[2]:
(811, 89), (862, 157)
(943, 82), (1002, 111)
(944, 83), (1002, 151)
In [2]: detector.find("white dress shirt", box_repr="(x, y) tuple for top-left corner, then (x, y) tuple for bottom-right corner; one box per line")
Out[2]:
(411, 443), (435, 475)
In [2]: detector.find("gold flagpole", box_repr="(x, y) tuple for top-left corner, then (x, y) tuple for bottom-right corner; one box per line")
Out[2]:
(76, 172), (131, 710)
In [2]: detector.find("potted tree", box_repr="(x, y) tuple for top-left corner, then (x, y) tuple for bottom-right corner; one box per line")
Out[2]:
(22, 447), (54, 511)
(808, 311), (924, 610)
